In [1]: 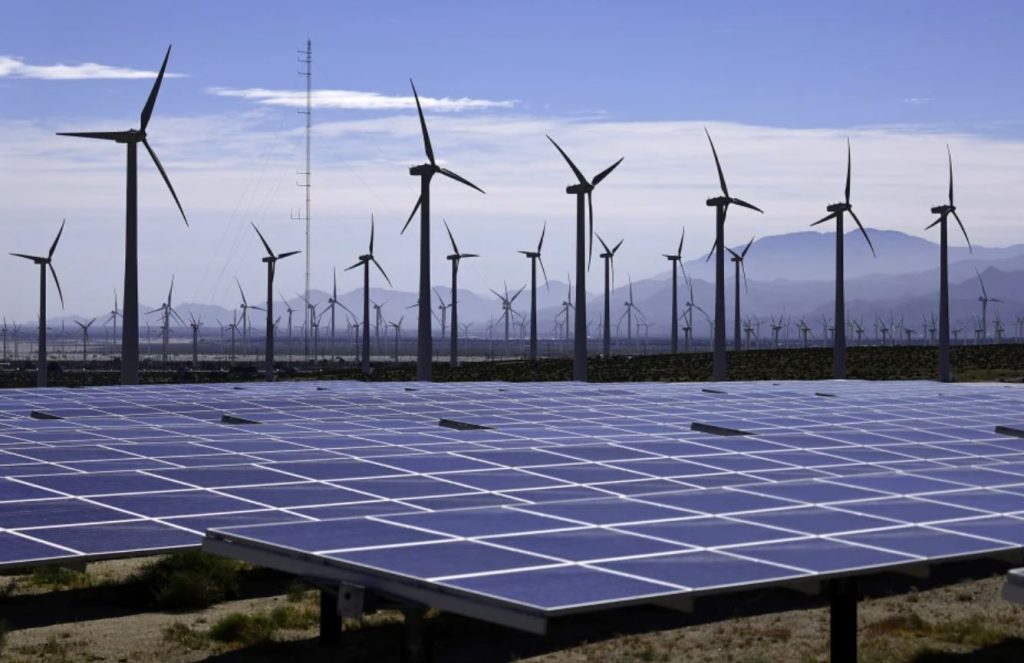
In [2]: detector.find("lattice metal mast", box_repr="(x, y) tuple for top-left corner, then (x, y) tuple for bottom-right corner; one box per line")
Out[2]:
(291, 40), (312, 358)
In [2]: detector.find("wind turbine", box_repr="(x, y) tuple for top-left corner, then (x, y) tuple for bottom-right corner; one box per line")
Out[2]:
(106, 290), (121, 355)
(252, 223), (299, 381)
(57, 46), (186, 385)
(547, 135), (623, 381)
(518, 222), (549, 361)
(279, 292), (295, 357)
(490, 283), (526, 343)
(558, 277), (575, 344)
(812, 140), (876, 378)
(402, 81), (485, 381)
(235, 278), (263, 351)
(326, 268), (354, 358)
(75, 317), (96, 362)
(10, 219), (65, 387)
(975, 268), (1001, 342)
(188, 313), (202, 366)
(596, 234), (623, 357)
(444, 221), (478, 368)
(927, 147), (972, 382)
(618, 276), (641, 343)
(682, 274), (710, 353)
(720, 236), (754, 352)
(389, 316), (405, 363)
(434, 289), (450, 342)
(147, 277), (184, 364)
(704, 129), (763, 380)
(346, 215), (391, 375)
(663, 227), (687, 354)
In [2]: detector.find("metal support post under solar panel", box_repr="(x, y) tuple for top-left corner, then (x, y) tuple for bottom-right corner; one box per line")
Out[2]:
(319, 588), (341, 645)
(829, 578), (857, 663)
(401, 606), (430, 663)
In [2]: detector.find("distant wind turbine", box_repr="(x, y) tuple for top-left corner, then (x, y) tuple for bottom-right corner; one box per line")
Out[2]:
(596, 234), (623, 357)
(490, 283), (526, 343)
(547, 135), (623, 381)
(57, 46), (186, 385)
(10, 219), (65, 387)
(663, 227), (686, 354)
(927, 147), (972, 382)
(704, 129), (763, 380)
(75, 317), (96, 362)
(252, 223), (299, 381)
(518, 222), (549, 361)
(975, 268), (1001, 342)
(811, 140), (876, 378)
(402, 81), (485, 381)
(723, 236), (754, 352)
(346, 215), (391, 375)
(443, 221), (478, 368)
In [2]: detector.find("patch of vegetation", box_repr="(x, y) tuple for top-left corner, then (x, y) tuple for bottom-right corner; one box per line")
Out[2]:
(162, 622), (210, 651)
(132, 551), (244, 610)
(928, 615), (1010, 648)
(27, 565), (90, 590)
(208, 612), (277, 646)
(269, 603), (318, 630)
(863, 612), (930, 638)
(0, 618), (7, 657)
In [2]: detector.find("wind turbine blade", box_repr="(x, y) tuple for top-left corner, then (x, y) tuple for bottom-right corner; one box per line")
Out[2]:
(741, 261), (748, 293)
(372, 258), (392, 286)
(409, 79), (435, 165)
(726, 247), (740, 260)
(591, 157), (623, 187)
(370, 214), (376, 253)
(705, 238), (717, 263)
(461, 253), (479, 258)
(612, 239), (623, 254)
(538, 255), (550, 290)
(538, 221), (546, 253)
(596, 232), (611, 255)
(344, 260), (363, 272)
(439, 167), (485, 194)
(952, 209), (971, 252)
(402, 197), (421, 235)
(443, 219), (459, 255)
(947, 145), (954, 207)
(511, 285), (526, 302)
(49, 219), (66, 259)
(705, 127), (729, 198)
(729, 197), (763, 213)
(251, 223), (274, 257)
(546, 135), (587, 186)
(140, 46), (171, 131)
(55, 131), (131, 141)
(277, 250), (301, 259)
(811, 211), (838, 227)
(676, 227), (685, 257)
(975, 267), (987, 298)
(741, 236), (755, 258)
(142, 139), (187, 225)
(925, 217), (942, 230)
(845, 138), (852, 205)
(847, 209), (876, 257)
(49, 263), (64, 308)
(235, 277), (246, 305)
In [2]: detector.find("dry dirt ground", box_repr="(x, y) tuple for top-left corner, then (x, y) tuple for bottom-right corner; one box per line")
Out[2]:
(2, 557), (1024, 663)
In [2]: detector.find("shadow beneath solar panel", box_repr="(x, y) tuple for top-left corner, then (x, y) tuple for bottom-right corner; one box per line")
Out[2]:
(0, 564), (295, 630)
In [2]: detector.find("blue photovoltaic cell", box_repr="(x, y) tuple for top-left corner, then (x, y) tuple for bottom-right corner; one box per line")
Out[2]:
(0, 498), (128, 528)
(442, 565), (674, 610)
(336, 476), (477, 500)
(491, 528), (680, 561)
(639, 488), (797, 515)
(0, 479), (61, 501)
(933, 516), (1024, 545)
(733, 506), (900, 536)
(623, 517), (795, 548)
(439, 469), (569, 492)
(837, 526), (1011, 558)
(738, 481), (884, 504)
(221, 517), (450, 552)
(329, 540), (553, 579)
(166, 510), (308, 533)
(517, 498), (695, 526)
(730, 538), (917, 573)
(0, 531), (70, 564)
(29, 520), (196, 554)
(95, 490), (259, 518)
(19, 472), (185, 496)
(924, 489), (1024, 513)
(150, 466), (295, 488)
(599, 550), (802, 591)
(381, 508), (573, 538)
(223, 482), (370, 508)
(830, 497), (982, 524)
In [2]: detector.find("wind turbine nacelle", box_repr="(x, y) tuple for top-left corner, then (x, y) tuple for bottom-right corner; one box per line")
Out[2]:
(930, 205), (950, 215)
(706, 196), (729, 207)
(826, 203), (849, 213)
(566, 183), (591, 195)
(409, 164), (435, 176)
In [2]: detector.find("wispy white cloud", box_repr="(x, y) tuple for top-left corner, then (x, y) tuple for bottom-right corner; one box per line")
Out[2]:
(207, 87), (517, 112)
(902, 97), (934, 105)
(0, 55), (183, 80)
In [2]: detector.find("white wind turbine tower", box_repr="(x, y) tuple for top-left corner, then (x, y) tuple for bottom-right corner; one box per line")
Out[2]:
(595, 234), (623, 358)
(682, 274), (710, 353)
(618, 276), (643, 344)
(975, 268), (1002, 342)
(236, 278), (263, 354)
(106, 290), (121, 356)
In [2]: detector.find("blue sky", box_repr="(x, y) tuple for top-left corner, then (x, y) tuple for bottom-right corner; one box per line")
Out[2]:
(1, 1), (1023, 320)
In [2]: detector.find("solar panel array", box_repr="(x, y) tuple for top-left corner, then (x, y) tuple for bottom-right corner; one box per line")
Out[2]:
(3, 379), (1024, 616)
